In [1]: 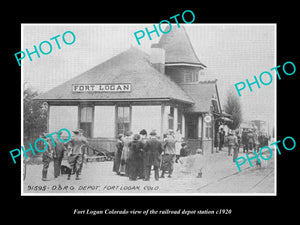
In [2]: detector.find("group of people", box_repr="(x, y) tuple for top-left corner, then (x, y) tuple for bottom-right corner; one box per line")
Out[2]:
(39, 126), (270, 182)
(216, 127), (270, 162)
(113, 129), (188, 181)
(241, 129), (269, 153)
(39, 127), (189, 182)
(41, 129), (88, 181)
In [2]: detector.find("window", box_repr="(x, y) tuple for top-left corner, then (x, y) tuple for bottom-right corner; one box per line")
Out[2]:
(80, 106), (93, 137)
(184, 73), (193, 83)
(183, 70), (198, 83)
(193, 72), (199, 82)
(117, 106), (131, 135)
(204, 121), (212, 139)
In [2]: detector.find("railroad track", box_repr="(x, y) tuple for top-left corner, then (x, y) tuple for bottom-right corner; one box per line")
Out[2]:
(247, 169), (274, 192)
(196, 164), (274, 193)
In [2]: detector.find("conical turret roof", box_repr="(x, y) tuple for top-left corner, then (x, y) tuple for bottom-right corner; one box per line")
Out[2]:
(155, 25), (205, 67)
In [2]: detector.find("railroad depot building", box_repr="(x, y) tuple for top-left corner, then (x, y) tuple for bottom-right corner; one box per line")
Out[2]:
(35, 26), (224, 154)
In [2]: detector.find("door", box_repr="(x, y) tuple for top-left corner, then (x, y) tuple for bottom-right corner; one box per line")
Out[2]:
(185, 113), (202, 154)
(185, 114), (198, 139)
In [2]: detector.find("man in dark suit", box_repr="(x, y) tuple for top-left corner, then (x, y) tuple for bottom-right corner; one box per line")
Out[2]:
(242, 129), (248, 153)
(41, 133), (53, 181)
(143, 130), (163, 181)
(53, 134), (67, 178)
(138, 129), (148, 179)
(219, 128), (225, 151)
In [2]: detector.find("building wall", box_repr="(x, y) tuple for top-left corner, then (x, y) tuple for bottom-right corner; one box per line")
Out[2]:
(94, 105), (115, 138)
(131, 105), (162, 136)
(47, 103), (184, 152)
(48, 105), (78, 133)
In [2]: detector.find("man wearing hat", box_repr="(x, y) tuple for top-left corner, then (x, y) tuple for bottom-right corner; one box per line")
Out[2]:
(52, 132), (67, 178)
(66, 129), (88, 180)
(113, 134), (124, 175)
(127, 134), (144, 181)
(161, 130), (176, 178)
(242, 128), (249, 153)
(247, 130), (254, 152)
(143, 130), (164, 181)
(218, 128), (225, 151)
(227, 130), (238, 158)
(41, 132), (54, 181)
(138, 129), (148, 179)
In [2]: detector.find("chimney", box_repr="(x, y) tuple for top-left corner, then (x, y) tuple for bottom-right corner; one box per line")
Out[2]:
(150, 44), (165, 74)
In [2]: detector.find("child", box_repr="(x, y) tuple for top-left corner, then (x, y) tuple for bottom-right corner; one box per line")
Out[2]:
(175, 142), (188, 163)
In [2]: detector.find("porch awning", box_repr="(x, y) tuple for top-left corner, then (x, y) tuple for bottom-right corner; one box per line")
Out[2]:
(215, 116), (233, 123)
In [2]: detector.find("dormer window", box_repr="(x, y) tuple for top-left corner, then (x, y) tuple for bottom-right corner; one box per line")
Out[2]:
(183, 70), (199, 83)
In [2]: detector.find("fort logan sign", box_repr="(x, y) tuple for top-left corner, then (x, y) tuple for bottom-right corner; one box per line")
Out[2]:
(72, 83), (132, 92)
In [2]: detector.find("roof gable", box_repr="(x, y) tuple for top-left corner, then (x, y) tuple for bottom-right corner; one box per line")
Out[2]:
(180, 80), (219, 113)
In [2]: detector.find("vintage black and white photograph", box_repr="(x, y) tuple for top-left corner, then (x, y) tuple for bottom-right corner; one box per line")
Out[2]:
(21, 24), (276, 195)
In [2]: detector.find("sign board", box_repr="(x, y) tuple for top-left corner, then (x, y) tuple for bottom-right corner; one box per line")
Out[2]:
(72, 83), (131, 93)
(204, 115), (212, 123)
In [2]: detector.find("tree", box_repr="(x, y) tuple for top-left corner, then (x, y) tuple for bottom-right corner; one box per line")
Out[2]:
(223, 90), (242, 130)
(23, 85), (48, 142)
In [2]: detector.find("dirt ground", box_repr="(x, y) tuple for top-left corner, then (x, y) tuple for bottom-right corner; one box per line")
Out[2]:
(22, 148), (275, 195)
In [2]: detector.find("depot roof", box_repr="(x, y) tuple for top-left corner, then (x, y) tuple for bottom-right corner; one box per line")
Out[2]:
(35, 47), (194, 104)
(180, 80), (221, 113)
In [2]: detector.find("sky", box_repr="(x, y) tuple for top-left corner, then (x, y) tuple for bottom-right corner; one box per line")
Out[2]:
(22, 24), (276, 133)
